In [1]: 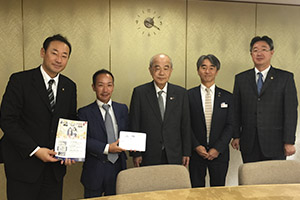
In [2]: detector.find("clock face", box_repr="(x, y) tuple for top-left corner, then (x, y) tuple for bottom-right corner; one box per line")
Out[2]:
(136, 9), (162, 37)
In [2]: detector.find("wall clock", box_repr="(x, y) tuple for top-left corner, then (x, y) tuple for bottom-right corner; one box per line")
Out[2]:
(136, 9), (162, 37)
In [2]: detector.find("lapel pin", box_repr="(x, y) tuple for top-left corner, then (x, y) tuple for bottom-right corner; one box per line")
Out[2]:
(270, 77), (274, 80)
(170, 96), (174, 100)
(218, 92), (221, 97)
(62, 88), (65, 91)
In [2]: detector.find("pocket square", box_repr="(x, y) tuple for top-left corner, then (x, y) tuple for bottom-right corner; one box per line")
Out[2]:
(221, 102), (228, 108)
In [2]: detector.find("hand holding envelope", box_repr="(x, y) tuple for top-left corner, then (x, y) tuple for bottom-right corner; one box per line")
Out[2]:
(119, 131), (146, 152)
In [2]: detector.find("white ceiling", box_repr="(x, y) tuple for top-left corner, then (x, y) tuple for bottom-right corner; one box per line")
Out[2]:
(216, 0), (300, 6)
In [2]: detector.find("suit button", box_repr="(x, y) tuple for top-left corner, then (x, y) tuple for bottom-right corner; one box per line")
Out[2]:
(258, 98), (261, 101)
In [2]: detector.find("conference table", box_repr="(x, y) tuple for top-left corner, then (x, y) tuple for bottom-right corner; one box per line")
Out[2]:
(84, 184), (300, 199)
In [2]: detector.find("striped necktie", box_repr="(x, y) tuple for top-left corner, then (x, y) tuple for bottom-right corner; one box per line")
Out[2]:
(205, 88), (212, 144)
(47, 79), (55, 112)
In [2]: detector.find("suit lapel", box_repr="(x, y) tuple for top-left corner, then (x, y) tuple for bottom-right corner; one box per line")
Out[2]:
(260, 66), (275, 96)
(31, 67), (52, 112)
(146, 82), (162, 122)
(91, 101), (106, 133)
(164, 84), (178, 123)
(246, 69), (258, 96)
(112, 102), (121, 137)
(192, 86), (206, 125)
(211, 87), (222, 130)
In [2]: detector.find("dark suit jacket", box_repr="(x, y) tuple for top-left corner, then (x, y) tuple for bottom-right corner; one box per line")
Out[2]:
(188, 85), (233, 162)
(0, 67), (77, 183)
(78, 101), (128, 190)
(129, 81), (191, 165)
(233, 66), (298, 157)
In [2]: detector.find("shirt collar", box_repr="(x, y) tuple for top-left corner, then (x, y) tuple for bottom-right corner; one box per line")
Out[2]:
(40, 65), (59, 85)
(200, 84), (215, 93)
(96, 99), (112, 108)
(153, 82), (168, 94)
(255, 65), (271, 78)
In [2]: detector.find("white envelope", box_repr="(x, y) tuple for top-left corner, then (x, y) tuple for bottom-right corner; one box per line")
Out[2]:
(119, 131), (146, 152)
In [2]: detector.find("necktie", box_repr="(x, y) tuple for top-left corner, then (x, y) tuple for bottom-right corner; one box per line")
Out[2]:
(205, 88), (213, 144)
(158, 91), (165, 120)
(257, 72), (263, 95)
(102, 104), (118, 163)
(47, 79), (55, 112)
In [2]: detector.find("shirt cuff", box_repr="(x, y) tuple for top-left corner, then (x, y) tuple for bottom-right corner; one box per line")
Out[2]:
(30, 146), (40, 157)
(104, 144), (109, 155)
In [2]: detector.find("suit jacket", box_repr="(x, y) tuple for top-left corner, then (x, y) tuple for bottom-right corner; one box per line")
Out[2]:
(188, 85), (233, 162)
(78, 101), (128, 190)
(233, 66), (298, 157)
(0, 67), (77, 183)
(129, 81), (191, 165)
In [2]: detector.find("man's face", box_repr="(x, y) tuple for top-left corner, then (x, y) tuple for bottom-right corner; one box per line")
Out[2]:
(198, 59), (218, 86)
(40, 40), (70, 78)
(149, 54), (173, 89)
(93, 73), (114, 103)
(251, 41), (274, 69)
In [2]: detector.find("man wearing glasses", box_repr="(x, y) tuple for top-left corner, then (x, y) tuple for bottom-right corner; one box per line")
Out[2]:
(231, 36), (298, 163)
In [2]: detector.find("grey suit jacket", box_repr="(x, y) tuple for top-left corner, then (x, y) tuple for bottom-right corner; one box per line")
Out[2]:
(233, 66), (298, 157)
(129, 81), (191, 165)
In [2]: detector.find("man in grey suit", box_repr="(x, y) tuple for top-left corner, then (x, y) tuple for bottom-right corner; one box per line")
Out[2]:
(231, 36), (298, 163)
(129, 53), (191, 167)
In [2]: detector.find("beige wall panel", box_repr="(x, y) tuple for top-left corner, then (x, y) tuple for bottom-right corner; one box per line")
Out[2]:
(187, 0), (256, 186)
(0, 0), (23, 199)
(111, 0), (187, 106)
(187, 1), (256, 92)
(23, 0), (110, 108)
(22, 0), (110, 199)
(256, 4), (300, 161)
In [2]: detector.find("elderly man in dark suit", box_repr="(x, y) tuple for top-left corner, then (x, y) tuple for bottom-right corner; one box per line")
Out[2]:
(0, 34), (77, 200)
(188, 54), (233, 187)
(129, 53), (191, 167)
(231, 36), (298, 163)
(78, 69), (128, 198)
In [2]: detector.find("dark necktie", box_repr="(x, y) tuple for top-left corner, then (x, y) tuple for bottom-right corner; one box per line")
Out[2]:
(257, 72), (263, 95)
(158, 91), (164, 120)
(102, 104), (118, 163)
(47, 79), (55, 112)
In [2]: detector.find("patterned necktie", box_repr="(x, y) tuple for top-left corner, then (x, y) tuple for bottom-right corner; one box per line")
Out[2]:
(102, 104), (118, 163)
(257, 72), (263, 95)
(47, 79), (55, 112)
(158, 90), (164, 120)
(205, 88), (213, 144)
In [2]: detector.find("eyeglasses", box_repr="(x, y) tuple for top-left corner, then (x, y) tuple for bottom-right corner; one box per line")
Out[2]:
(251, 48), (271, 54)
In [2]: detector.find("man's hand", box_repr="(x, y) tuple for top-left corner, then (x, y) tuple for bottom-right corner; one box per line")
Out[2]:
(109, 139), (126, 153)
(61, 158), (76, 166)
(207, 148), (219, 161)
(284, 144), (296, 156)
(133, 156), (142, 167)
(35, 148), (59, 162)
(182, 156), (190, 167)
(195, 145), (208, 159)
(231, 138), (240, 150)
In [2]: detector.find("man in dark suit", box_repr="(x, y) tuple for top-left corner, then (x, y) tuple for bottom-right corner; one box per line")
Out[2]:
(0, 34), (77, 200)
(189, 54), (233, 187)
(78, 69), (128, 197)
(231, 36), (298, 163)
(129, 53), (191, 167)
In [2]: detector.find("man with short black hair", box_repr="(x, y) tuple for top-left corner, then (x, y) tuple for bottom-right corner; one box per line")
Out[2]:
(231, 35), (298, 163)
(189, 54), (233, 187)
(0, 34), (77, 200)
(78, 69), (128, 197)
